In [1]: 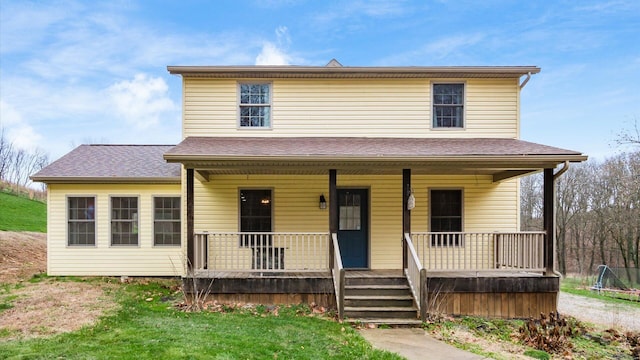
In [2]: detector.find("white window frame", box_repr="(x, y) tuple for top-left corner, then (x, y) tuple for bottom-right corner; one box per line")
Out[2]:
(237, 82), (272, 129)
(66, 195), (97, 247)
(152, 195), (181, 247)
(431, 82), (466, 130)
(110, 196), (140, 247)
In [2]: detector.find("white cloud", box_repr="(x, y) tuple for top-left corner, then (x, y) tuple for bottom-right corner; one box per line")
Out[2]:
(107, 74), (177, 129)
(1, 1), (259, 158)
(0, 100), (42, 150)
(256, 42), (291, 65)
(255, 26), (293, 65)
(275, 25), (291, 46)
(0, 100), (21, 127)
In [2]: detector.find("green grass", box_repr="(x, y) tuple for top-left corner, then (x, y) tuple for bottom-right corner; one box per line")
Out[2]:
(561, 277), (640, 308)
(523, 349), (550, 360)
(0, 191), (46, 232)
(0, 279), (402, 359)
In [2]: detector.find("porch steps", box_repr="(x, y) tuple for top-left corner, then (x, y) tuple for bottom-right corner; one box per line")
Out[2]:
(343, 272), (421, 327)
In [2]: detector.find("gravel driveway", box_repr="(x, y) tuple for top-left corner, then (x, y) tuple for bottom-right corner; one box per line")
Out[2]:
(558, 292), (640, 331)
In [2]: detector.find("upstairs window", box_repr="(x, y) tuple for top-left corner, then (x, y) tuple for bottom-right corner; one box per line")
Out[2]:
(239, 83), (271, 128)
(68, 196), (95, 246)
(111, 197), (138, 246)
(433, 84), (464, 128)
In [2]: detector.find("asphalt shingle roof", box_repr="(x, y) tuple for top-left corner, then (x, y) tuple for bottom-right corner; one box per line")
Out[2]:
(164, 137), (585, 159)
(31, 145), (181, 182)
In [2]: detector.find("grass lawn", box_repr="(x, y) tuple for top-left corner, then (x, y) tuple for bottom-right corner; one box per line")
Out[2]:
(0, 191), (46, 232)
(0, 279), (402, 360)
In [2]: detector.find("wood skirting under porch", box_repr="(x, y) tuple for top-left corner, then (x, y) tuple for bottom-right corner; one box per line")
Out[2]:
(424, 273), (559, 319)
(183, 272), (336, 309)
(183, 270), (559, 319)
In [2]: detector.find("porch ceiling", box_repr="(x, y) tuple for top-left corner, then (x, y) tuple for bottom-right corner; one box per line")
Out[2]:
(164, 137), (587, 181)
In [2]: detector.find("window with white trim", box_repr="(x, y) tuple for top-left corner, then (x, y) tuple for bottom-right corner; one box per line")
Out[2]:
(111, 197), (138, 246)
(239, 189), (272, 247)
(154, 197), (181, 246)
(239, 83), (271, 128)
(433, 83), (464, 128)
(430, 189), (463, 246)
(68, 196), (95, 246)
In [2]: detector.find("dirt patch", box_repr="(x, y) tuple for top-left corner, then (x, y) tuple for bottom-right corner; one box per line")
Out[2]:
(432, 326), (532, 359)
(0, 231), (119, 340)
(558, 292), (640, 331)
(0, 279), (118, 340)
(0, 231), (47, 284)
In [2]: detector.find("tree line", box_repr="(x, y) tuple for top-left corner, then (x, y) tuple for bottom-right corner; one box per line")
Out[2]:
(0, 126), (49, 195)
(521, 132), (639, 285)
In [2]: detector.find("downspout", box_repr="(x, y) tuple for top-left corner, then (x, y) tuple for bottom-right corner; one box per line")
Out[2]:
(550, 161), (570, 278)
(519, 72), (532, 89)
(553, 161), (570, 181)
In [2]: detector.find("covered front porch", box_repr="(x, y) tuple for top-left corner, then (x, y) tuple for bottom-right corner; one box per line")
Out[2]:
(190, 231), (546, 275)
(165, 136), (586, 321)
(185, 230), (553, 320)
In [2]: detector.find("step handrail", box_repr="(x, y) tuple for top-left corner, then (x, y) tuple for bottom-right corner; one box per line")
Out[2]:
(331, 233), (345, 320)
(404, 232), (426, 320)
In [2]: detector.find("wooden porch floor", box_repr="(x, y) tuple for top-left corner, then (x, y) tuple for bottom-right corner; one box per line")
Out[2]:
(191, 269), (546, 279)
(425, 270), (546, 278)
(192, 270), (331, 279)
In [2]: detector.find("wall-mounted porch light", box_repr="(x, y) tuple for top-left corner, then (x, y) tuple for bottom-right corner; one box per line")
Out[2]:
(319, 194), (327, 209)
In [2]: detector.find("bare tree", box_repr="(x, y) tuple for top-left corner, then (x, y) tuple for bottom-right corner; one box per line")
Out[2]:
(0, 125), (50, 192)
(520, 172), (543, 231)
(616, 118), (640, 147)
(554, 165), (587, 275)
(526, 150), (640, 281)
(0, 126), (14, 185)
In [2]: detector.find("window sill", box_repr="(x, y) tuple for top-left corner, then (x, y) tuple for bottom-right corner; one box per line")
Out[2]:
(430, 127), (466, 131)
(237, 127), (273, 131)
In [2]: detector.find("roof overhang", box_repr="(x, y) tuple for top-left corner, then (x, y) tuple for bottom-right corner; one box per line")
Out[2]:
(30, 176), (182, 184)
(164, 137), (587, 182)
(167, 65), (541, 79)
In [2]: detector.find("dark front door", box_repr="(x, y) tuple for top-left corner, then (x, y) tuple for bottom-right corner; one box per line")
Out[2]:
(240, 189), (282, 269)
(337, 189), (369, 268)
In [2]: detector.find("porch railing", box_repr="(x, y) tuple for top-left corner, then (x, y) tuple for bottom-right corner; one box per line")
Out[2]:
(411, 232), (545, 272)
(193, 232), (330, 272)
(331, 233), (345, 320)
(404, 233), (426, 320)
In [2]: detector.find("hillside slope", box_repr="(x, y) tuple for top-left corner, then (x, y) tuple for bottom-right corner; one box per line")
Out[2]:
(0, 192), (46, 232)
(0, 231), (47, 283)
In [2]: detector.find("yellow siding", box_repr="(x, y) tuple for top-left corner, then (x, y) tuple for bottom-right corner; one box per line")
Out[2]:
(183, 78), (519, 139)
(193, 174), (517, 270)
(47, 183), (184, 276)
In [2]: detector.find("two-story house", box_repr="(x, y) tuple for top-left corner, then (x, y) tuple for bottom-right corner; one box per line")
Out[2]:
(32, 61), (586, 325)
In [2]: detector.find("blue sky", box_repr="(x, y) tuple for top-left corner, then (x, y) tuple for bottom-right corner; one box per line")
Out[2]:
(1, 0), (638, 161)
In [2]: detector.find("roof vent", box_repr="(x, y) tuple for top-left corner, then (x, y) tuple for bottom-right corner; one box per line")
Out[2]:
(325, 59), (343, 67)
